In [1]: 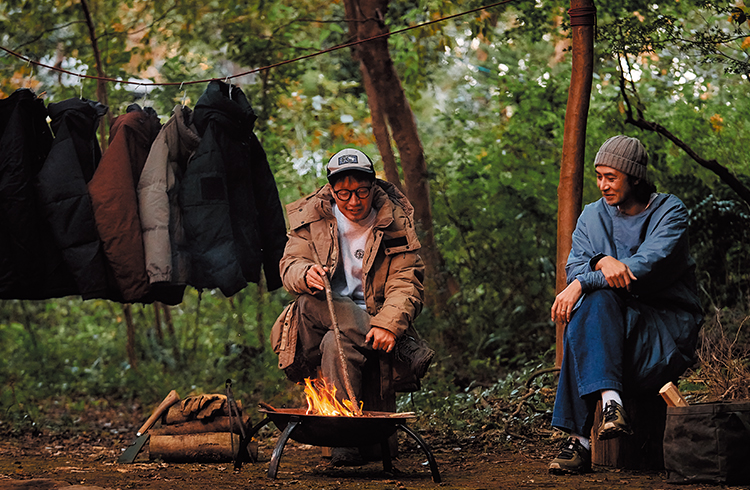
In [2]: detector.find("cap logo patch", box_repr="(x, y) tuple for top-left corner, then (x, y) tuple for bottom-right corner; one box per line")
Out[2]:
(338, 155), (359, 165)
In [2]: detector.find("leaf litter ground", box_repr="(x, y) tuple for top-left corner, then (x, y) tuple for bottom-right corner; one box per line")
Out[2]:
(0, 402), (740, 490)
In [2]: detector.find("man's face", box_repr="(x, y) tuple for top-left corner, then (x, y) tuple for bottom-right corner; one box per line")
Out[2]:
(596, 165), (635, 208)
(332, 175), (374, 222)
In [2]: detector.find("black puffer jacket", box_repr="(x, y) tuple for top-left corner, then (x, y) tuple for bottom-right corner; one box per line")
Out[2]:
(35, 97), (110, 299)
(180, 81), (287, 296)
(0, 89), (77, 299)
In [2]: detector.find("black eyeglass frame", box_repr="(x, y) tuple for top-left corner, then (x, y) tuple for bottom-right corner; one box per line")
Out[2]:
(333, 186), (372, 201)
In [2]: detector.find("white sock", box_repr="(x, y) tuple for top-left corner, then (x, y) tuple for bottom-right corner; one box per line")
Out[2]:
(571, 433), (590, 450)
(601, 389), (622, 408)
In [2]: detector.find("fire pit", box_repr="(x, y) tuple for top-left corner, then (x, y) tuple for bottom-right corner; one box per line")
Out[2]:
(246, 407), (441, 482)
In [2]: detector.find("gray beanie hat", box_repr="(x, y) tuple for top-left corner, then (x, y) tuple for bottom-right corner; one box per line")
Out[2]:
(594, 135), (648, 180)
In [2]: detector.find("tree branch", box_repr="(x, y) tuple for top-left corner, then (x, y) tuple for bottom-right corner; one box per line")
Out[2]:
(618, 66), (750, 206)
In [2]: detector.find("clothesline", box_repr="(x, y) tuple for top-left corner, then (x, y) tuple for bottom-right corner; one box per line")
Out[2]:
(0, 0), (515, 87)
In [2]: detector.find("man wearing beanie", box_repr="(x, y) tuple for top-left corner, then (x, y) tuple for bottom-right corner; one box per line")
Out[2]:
(548, 135), (703, 474)
(270, 148), (431, 466)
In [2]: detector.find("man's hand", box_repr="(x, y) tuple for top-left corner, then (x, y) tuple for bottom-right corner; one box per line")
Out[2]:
(596, 256), (637, 290)
(366, 326), (396, 353)
(551, 279), (583, 324)
(305, 264), (329, 291)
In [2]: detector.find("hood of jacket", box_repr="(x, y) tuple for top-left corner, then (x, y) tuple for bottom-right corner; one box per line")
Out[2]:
(193, 80), (257, 138)
(47, 97), (108, 136)
(164, 104), (201, 170)
(288, 178), (421, 254)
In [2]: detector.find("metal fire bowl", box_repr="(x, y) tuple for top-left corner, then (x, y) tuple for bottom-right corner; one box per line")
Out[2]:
(259, 408), (414, 448)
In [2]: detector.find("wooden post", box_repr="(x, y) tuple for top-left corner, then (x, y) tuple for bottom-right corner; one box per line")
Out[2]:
(555, 0), (596, 368)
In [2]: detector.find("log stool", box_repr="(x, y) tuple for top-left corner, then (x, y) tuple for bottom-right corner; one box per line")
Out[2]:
(591, 395), (666, 470)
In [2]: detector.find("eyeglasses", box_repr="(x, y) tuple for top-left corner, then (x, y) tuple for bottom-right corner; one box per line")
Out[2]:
(333, 186), (372, 201)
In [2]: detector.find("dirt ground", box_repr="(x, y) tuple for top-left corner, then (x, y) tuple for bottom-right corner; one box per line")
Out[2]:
(1, 420), (747, 490)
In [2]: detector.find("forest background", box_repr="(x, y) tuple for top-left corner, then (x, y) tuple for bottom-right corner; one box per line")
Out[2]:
(1, 0), (749, 445)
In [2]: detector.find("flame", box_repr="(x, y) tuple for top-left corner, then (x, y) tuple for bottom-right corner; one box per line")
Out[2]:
(303, 377), (363, 417)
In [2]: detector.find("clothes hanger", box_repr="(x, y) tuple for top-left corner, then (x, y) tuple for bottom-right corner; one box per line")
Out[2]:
(179, 81), (187, 107)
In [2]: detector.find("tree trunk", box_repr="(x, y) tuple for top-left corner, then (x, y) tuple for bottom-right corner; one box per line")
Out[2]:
(555, 0), (595, 367)
(79, 0), (111, 149)
(256, 278), (266, 353)
(343, 0), (450, 310)
(153, 302), (164, 344)
(122, 304), (138, 370)
(162, 304), (180, 363)
(360, 62), (403, 192)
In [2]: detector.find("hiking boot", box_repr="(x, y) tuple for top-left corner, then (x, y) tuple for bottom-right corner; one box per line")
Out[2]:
(329, 447), (365, 467)
(395, 335), (435, 379)
(597, 400), (634, 440)
(548, 436), (592, 475)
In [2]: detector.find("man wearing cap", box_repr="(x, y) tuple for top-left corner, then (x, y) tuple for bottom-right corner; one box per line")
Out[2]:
(271, 148), (427, 463)
(548, 135), (703, 474)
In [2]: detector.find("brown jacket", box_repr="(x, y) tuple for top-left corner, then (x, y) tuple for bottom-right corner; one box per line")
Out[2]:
(89, 107), (162, 301)
(273, 179), (424, 367)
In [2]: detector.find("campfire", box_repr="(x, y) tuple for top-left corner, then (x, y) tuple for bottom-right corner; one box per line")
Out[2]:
(252, 379), (440, 482)
(303, 377), (363, 417)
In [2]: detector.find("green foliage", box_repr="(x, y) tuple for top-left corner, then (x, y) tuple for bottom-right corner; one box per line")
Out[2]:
(399, 354), (558, 445)
(2, 0), (750, 437)
(417, 19), (565, 385)
(0, 285), (304, 431)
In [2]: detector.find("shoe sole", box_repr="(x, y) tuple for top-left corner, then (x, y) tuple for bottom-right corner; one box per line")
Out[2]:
(597, 424), (634, 440)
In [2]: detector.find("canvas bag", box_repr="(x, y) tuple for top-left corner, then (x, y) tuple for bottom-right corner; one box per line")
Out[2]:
(663, 401), (750, 484)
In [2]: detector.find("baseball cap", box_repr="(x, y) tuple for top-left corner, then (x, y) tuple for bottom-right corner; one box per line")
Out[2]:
(326, 148), (375, 180)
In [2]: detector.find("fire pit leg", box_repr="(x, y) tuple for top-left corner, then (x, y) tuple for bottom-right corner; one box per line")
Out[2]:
(268, 417), (300, 479)
(396, 423), (441, 483)
(380, 439), (393, 473)
(233, 417), (272, 470)
(247, 416), (272, 439)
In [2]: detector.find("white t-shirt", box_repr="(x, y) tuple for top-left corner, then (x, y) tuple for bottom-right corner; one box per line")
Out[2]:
(330, 203), (377, 309)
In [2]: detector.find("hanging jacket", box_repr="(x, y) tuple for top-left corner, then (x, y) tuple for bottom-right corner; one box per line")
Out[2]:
(0, 88), (78, 299)
(35, 97), (110, 299)
(138, 105), (200, 286)
(88, 104), (162, 302)
(180, 80), (287, 296)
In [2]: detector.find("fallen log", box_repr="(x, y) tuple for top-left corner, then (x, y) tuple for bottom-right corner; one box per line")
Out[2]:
(151, 414), (250, 435)
(149, 432), (257, 463)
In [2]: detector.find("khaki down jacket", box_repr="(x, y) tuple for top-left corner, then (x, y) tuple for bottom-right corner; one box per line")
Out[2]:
(279, 179), (425, 338)
(137, 105), (201, 285)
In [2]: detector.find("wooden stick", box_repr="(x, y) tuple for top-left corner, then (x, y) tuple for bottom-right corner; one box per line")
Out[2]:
(307, 243), (362, 415)
(321, 271), (362, 416)
(659, 381), (689, 407)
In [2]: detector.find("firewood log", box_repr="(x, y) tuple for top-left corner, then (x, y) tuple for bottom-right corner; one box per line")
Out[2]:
(149, 432), (257, 463)
(659, 381), (689, 407)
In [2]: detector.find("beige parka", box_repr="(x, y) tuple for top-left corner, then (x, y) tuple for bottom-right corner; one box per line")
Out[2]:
(279, 179), (424, 339)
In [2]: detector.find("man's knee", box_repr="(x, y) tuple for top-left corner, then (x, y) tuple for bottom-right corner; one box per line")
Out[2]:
(574, 289), (626, 320)
(565, 289), (626, 339)
(321, 331), (367, 365)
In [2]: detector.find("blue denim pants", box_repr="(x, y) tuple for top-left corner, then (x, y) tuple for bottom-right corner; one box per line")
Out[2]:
(551, 289), (627, 436)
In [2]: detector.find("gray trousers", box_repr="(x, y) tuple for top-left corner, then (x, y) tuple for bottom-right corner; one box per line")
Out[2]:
(295, 292), (373, 402)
